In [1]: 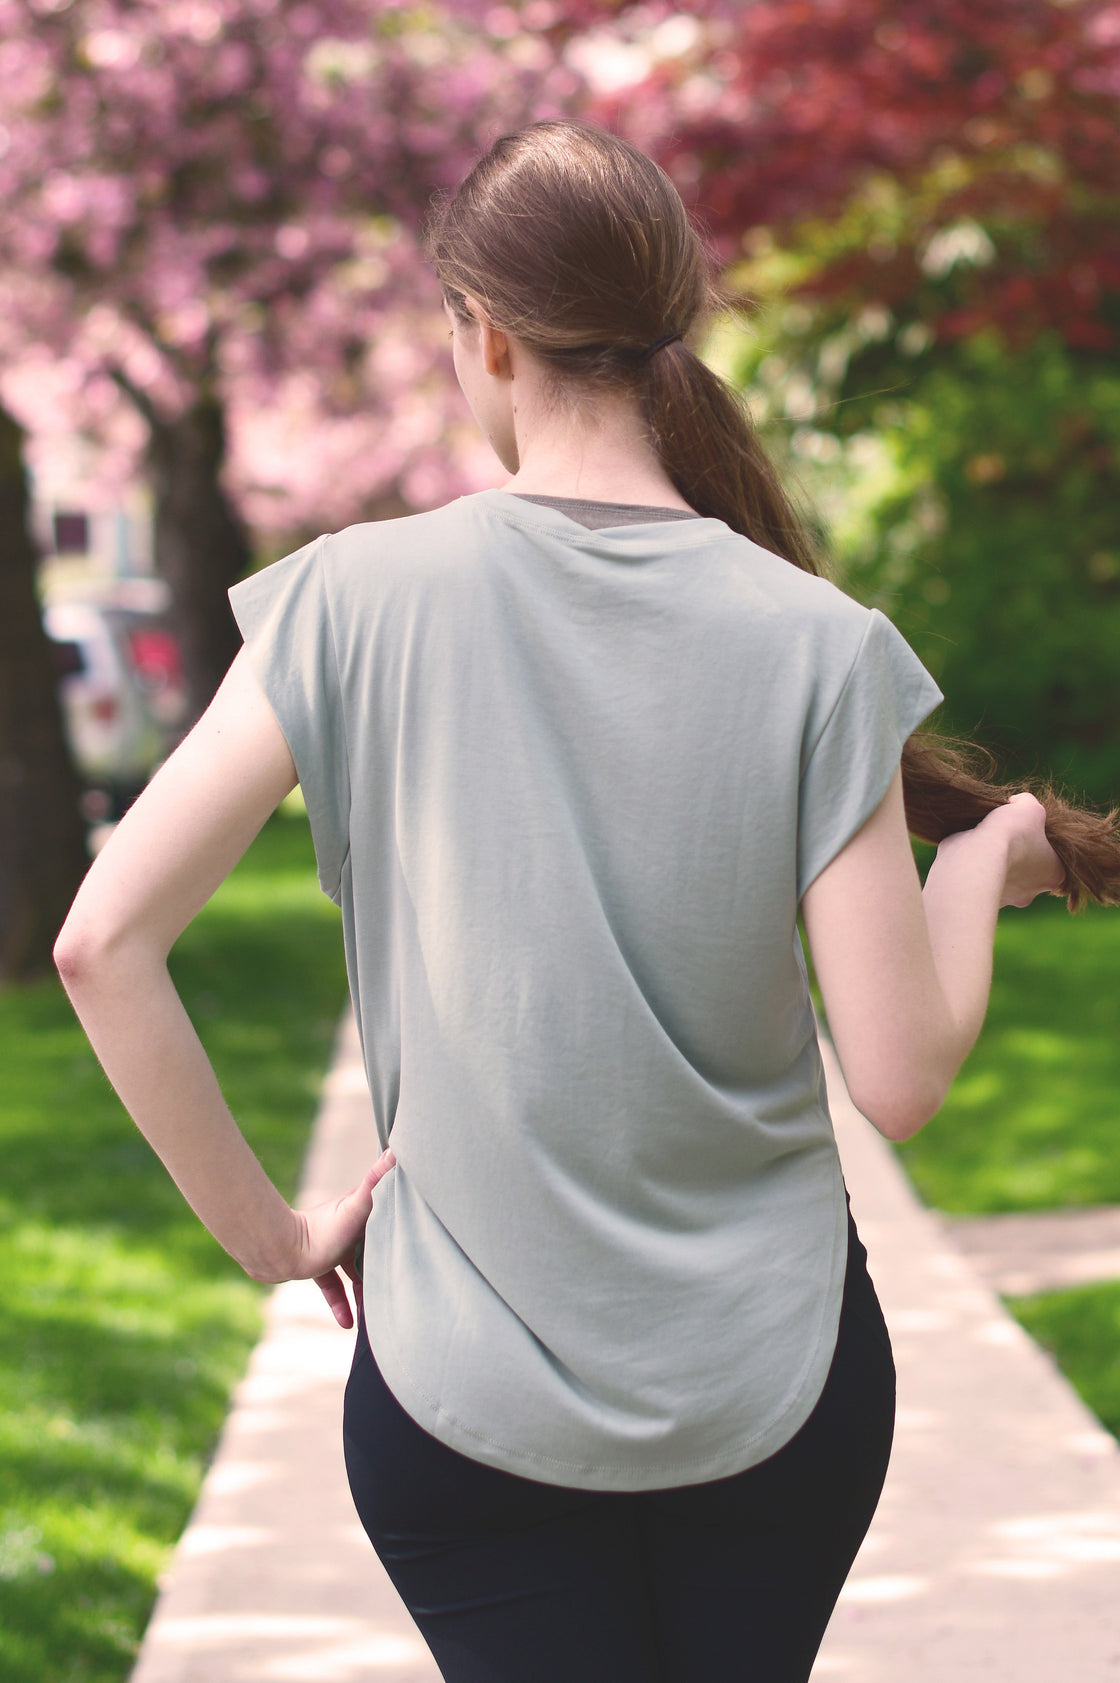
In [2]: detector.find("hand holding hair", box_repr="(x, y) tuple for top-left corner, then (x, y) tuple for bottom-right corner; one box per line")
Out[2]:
(901, 734), (1120, 911)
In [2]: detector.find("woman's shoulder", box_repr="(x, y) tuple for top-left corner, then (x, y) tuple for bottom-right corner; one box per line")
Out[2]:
(708, 530), (877, 647)
(323, 494), (490, 568)
(274, 498), (494, 627)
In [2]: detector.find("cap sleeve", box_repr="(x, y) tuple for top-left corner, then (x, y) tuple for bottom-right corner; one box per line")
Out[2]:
(797, 608), (942, 900)
(229, 537), (350, 903)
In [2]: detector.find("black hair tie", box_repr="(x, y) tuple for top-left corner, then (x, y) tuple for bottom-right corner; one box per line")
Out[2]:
(641, 331), (683, 360)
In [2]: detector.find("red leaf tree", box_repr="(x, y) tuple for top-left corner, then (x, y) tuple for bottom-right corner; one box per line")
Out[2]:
(597, 0), (1120, 351)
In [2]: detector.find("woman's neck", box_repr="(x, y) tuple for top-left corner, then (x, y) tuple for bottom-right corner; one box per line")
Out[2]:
(499, 375), (693, 511)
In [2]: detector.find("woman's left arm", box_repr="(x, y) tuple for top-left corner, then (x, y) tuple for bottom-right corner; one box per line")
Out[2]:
(54, 649), (391, 1328)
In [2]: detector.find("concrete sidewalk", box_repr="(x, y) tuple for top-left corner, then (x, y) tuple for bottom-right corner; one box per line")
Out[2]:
(814, 1040), (1120, 1679)
(131, 1014), (1120, 1682)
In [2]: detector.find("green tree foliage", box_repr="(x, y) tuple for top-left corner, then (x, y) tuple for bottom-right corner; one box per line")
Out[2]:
(820, 329), (1120, 802)
(724, 255), (1120, 801)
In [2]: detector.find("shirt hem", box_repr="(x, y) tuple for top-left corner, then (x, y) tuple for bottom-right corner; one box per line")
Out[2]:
(362, 1168), (848, 1493)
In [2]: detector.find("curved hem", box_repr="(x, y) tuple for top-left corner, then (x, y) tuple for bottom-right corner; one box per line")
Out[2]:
(361, 1172), (849, 1493)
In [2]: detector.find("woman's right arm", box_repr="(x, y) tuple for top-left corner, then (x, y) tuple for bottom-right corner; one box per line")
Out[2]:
(53, 649), (391, 1326)
(801, 769), (1064, 1141)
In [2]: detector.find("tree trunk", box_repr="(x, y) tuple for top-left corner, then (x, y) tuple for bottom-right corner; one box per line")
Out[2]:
(147, 394), (251, 727)
(0, 406), (89, 984)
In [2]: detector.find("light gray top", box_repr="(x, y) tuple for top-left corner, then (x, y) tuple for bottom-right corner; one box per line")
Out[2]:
(230, 488), (941, 1490)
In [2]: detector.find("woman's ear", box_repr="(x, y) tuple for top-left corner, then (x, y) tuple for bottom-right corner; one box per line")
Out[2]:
(464, 295), (511, 379)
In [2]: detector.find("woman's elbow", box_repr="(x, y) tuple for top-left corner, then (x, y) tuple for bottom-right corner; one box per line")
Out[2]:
(53, 914), (104, 992)
(843, 1069), (949, 1142)
(53, 910), (135, 995)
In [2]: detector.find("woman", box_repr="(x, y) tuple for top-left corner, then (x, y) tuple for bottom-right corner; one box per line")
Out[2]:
(57, 122), (1103, 1682)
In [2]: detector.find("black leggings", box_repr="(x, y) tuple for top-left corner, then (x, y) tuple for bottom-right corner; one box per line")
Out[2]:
(343, 1208), (894, 1683)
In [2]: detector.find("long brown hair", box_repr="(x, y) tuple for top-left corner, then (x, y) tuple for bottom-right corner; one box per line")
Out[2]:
(427, 120), (1120, 909)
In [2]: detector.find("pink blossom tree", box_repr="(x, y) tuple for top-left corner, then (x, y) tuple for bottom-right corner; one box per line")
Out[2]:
(0, 0), (577, 719)
(0, 0), (584, 979)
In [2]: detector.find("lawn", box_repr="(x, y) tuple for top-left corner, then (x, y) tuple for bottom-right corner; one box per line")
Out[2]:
(0, 813), (349, 1683)
(894, 894), (1120, 1441)
(1011, 1282), (1120, 1443)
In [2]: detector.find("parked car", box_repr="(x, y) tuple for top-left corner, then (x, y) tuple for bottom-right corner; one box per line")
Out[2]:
(45, 585), (187, 821)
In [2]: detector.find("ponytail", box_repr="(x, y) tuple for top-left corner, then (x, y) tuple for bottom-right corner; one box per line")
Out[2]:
(643, 344), (1120, 909)
(643, 343), (824, 576)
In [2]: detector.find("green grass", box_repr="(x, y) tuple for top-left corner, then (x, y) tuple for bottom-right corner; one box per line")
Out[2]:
(0, 814), (348, 1683)
(1008, 1282), (1120, 1444)
(895, 897), (1120, 1214)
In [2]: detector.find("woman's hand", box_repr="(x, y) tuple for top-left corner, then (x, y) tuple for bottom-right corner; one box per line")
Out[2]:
(937, 792), (1065, 909)
(289, 1149), (396, 1328)
(995, 792), (1066, 907)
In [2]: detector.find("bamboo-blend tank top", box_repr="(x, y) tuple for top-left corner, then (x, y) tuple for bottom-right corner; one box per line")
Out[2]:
(230, 489), (941, 1490)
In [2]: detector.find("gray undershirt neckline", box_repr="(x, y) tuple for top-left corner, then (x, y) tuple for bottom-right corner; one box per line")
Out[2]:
(511, 494), (702, 530)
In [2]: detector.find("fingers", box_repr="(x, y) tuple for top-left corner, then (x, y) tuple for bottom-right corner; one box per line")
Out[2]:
(995, 794), (1065, 905)
(338, 1150), (395, 1229)
(336, 1151), (396, 1225)
(289, 1152), (395, 1314)
(340, 1151), (396, 1214)
(363, 1148), (396, 1192)
(315, 1268), (355, 1329)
